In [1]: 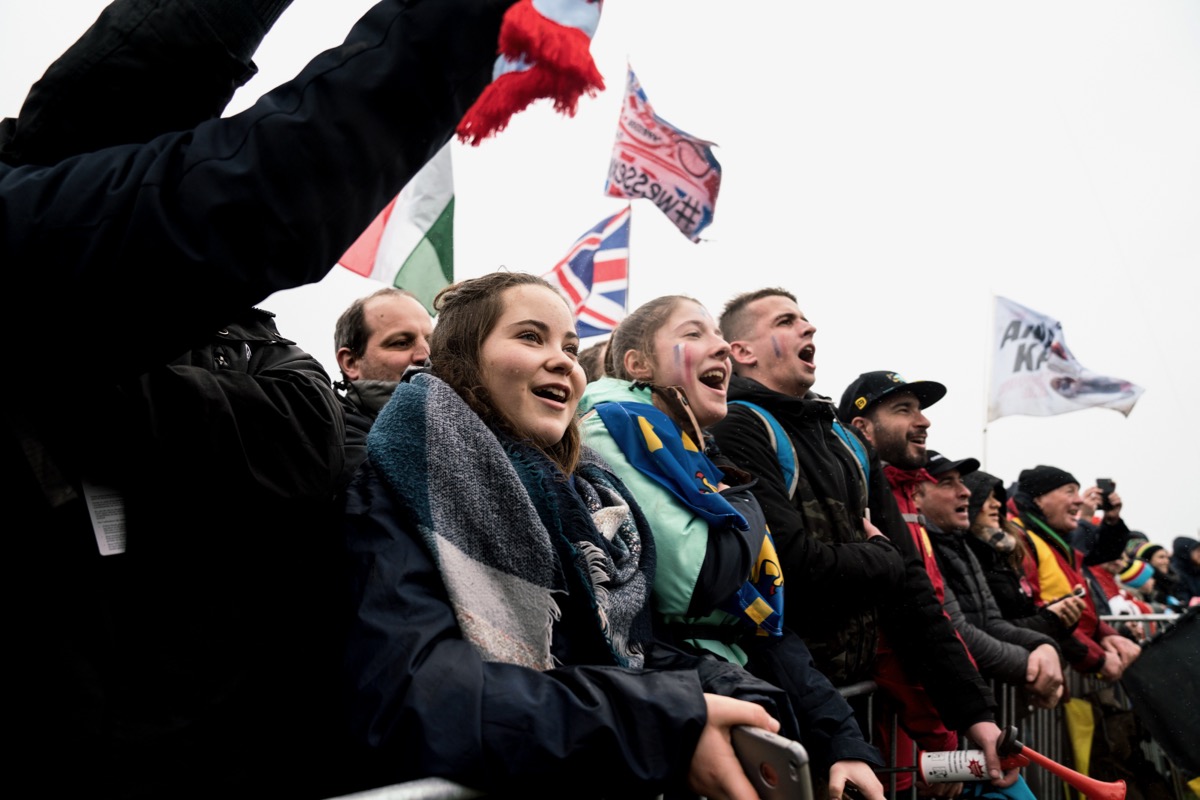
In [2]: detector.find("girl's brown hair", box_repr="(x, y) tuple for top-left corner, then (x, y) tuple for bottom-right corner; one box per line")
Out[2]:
(430, 271), (581, 474)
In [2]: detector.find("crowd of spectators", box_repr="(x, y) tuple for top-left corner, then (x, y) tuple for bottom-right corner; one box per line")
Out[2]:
(5, 1), (1196, 798)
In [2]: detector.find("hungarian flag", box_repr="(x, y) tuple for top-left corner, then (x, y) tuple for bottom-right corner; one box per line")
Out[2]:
(604, 67), (721, 242)
(544, 206), (630, 338)
(337, 143), (454, 315)
(989, 296), (1144, 421)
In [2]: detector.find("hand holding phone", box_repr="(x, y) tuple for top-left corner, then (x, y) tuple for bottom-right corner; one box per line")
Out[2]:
(1045, 585), (1087, 606)
(731, 726), (814, 800)
(1096, 478), (1115, 511)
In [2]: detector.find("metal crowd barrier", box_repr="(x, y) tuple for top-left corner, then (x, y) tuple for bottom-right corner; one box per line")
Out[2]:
(326, 778), (482, 800)
(326, 614), (1190, 800)
(843, 613), (1190, 800)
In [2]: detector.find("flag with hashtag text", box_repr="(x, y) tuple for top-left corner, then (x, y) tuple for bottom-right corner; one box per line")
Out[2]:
(604, 67), (721, 242)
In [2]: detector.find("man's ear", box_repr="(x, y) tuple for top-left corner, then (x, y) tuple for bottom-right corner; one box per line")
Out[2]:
(623, 348), (655, 382)
(850, 416), (872, 441)
(336, 347), (361, 382)
(729, 341), (757, 368)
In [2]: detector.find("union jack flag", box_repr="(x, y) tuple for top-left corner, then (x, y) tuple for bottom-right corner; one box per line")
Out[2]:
(544, 206), (631, 338)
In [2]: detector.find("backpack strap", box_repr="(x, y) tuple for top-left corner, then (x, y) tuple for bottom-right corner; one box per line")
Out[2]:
(830, 417), (871, 488)
(728, 400), (799, 500)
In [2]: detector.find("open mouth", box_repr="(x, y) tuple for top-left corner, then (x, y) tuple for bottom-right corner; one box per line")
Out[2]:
(697, 367), (727, 389)
(798, 344), (816, 364)
(532, 385), (569, 403)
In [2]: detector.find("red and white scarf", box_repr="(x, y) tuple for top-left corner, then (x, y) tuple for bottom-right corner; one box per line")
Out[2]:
(457, 0), (605, 144)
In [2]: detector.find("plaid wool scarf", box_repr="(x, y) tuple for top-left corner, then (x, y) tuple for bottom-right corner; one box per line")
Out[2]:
(367, 372), (654, 669)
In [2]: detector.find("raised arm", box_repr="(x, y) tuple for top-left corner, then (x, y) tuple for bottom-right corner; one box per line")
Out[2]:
(3, 0), (517, 379)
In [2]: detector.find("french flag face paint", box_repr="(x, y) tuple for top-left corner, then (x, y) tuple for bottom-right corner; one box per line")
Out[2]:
(644, 300), (731, 431)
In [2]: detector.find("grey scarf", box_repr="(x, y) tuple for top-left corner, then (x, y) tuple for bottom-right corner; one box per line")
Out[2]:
(367, 373), (655, 670)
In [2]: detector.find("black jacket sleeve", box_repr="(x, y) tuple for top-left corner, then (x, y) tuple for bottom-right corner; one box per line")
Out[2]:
(940, 580), (1032, 686)
(342, 465), (711, 797)
(1, 0), (276, 166)
(932, 535), (1058, 685)
(1074, 518), (1132, 566)
(710, 405), (905, 611)
(2, 0), (518, 379)
(741, 632), (882, 772)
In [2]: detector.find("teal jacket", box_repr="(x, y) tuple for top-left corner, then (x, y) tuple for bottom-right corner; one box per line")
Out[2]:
(580, 378), (753, 664)
(580, 379), (886, 772)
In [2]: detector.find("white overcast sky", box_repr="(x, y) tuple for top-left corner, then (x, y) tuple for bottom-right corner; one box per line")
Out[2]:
(4, 0), (1198, 545)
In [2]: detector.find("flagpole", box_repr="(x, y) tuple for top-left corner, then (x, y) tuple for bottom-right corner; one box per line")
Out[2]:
(981, 292), (995, 470)
(623, 202), (632, 323)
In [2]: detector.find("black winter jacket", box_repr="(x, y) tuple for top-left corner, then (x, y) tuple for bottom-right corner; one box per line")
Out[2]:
(338, 379), (400, 484)
(1170, 537), (1200, 604)
(710, 377), (902, 684)
(711, 377), (994, 731)
(961, 534), (1086, 663)
(707, 458), (882, 771)
(10, 309), (349, 798)
(4, 0), (518, 795)
(929, 523), (1058, 684)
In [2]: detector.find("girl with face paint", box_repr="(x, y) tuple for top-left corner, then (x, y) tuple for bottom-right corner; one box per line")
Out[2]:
(579, 295), (887, 800)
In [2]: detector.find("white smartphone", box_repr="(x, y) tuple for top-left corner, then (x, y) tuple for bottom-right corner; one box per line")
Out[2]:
(730, 725), (814, 800)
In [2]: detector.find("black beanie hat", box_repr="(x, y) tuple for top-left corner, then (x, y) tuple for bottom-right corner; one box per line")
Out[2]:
(1017, 465), (1079, 499)
(964, 470), (1006, 527)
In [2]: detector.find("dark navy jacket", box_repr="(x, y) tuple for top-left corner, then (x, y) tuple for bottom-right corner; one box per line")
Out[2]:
(342, 459), (791, 798)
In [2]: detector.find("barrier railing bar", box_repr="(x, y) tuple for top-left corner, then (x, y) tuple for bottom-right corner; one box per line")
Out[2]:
(321, 650), (1192, 800)
(325, 778), (483, 800)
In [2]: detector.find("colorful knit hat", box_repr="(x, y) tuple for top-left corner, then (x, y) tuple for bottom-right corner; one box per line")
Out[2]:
(1119, 559), (1154, 589)
(1124, 530), (1150, 557)
(1135, 542), (1165, 564)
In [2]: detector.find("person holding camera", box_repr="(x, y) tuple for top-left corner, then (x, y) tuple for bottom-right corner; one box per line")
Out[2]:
(1009, 467), (1141, 681)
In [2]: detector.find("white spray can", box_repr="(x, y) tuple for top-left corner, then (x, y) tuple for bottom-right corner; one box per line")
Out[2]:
(917, 750), (992, 782)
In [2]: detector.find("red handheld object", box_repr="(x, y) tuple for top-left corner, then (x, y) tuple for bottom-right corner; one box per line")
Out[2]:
(999, 725), (1126, 800)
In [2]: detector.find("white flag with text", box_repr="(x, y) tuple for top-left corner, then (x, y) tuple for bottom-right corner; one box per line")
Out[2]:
(989, 296), (1143, 421)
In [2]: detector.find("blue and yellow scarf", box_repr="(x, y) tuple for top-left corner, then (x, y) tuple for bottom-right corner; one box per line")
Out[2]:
(594, 399), (784, 638)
